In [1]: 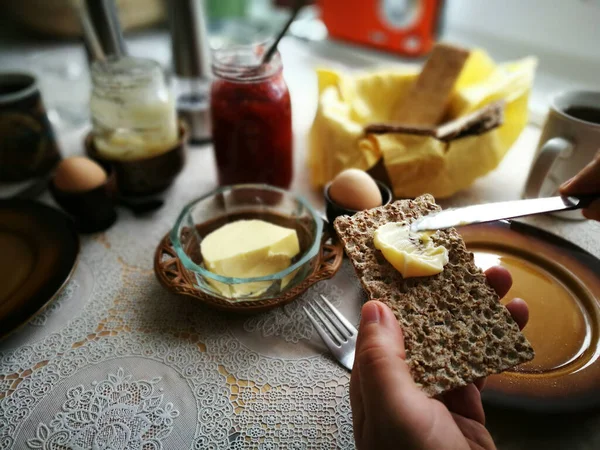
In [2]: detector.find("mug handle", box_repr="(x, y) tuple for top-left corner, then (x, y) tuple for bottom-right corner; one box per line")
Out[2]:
(523, 137), (574, 199)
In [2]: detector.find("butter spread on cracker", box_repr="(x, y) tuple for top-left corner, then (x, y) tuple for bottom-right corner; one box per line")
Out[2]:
(373, 223), (448, 278)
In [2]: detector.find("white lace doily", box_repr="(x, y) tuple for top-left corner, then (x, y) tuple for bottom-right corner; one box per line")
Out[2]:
(0, 140), (363, 449)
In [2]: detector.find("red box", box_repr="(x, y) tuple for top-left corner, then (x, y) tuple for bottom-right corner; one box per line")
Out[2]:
(319, 0), (445, 57)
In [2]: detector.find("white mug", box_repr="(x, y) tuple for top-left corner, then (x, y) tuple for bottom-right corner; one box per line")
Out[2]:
(524, 90), (600, 220)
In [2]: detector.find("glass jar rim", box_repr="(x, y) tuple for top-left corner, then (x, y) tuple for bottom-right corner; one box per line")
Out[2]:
(211, 43), (282, 83)
(91, 56), (163, 87)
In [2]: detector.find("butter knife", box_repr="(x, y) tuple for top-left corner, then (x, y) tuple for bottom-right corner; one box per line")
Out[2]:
(411, 194), (598, 232)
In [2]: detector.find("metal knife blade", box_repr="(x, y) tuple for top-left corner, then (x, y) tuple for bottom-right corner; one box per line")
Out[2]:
(411, 195), (597, 232)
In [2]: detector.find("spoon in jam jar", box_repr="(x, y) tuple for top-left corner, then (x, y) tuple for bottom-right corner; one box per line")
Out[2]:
(260, 0), (305, 65)
(242, 0), (305, 78)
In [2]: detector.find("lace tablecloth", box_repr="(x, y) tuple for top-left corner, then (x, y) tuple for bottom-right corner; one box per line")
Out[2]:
(1, 37), (600, 450)
(0, 133), (369, 449)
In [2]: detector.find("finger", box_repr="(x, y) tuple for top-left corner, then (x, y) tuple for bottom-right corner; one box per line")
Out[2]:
(505, 298), (529, 330)
(559, 149), (600, 195)
(474, 378), (486, 391)
(355, 301), (423, 420)
(484, 266), (512, 298)
(583, 199), (600, 221)
(442, 384), (485, 425)
(451, 413), (496, 449)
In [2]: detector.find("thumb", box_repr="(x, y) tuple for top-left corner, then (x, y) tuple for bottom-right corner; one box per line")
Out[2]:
(559, 148), (600, 194)
(355, 301), (422, 419)
(582, 200), (600, 221)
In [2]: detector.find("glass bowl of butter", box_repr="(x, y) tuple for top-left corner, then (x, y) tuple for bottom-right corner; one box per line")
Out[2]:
(170, 184), (324, 302)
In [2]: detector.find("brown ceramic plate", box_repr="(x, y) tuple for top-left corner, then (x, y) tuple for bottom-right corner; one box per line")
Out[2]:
(460, 220), (600, 412)
(0, 199), (79, 340)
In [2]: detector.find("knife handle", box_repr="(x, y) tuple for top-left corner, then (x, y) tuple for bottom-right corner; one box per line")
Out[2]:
(569, 193), (600, 209)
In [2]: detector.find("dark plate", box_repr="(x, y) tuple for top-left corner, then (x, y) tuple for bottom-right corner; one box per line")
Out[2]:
(0, 199), (79, 340)
(459, 220), (600, 412)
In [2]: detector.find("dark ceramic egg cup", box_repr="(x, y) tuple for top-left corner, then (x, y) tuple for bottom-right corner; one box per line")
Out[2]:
(49, 167), (117, 233)
(84, 122), (188, 211)
(324, 179), (393, 226)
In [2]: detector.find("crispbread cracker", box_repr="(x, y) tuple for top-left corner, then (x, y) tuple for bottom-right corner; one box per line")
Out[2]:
(392, 43), (469, 126)
(334, 195), (534, 396)
(365, 99), (504, 141)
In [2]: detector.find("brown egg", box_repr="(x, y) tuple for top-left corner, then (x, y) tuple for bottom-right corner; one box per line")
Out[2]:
(53, 156), (107, 193)
(328, 169), (382, 211)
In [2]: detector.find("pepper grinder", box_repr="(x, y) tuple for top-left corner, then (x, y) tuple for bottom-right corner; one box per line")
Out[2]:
(168, 0), (212, 145)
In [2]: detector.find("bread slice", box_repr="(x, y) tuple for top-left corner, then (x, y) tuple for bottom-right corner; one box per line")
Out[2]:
(364, 99), (505, 141)
(334, 194), (534, 396)
(392, 43), (470, 126)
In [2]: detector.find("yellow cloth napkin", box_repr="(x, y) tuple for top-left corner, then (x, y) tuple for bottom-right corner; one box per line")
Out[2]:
(308, 50), (537, 199)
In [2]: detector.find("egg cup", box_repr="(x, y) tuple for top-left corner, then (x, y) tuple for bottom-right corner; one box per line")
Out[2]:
(84, 121), (188, 199)
(324, 179), (393, 225)
(49, 167), (118, 233)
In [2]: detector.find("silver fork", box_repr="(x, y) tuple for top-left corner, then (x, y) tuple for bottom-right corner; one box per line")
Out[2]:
(303, 294), (357, 371)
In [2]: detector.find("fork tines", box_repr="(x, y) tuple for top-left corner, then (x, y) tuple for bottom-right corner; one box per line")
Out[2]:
(303, 295), (357, 347)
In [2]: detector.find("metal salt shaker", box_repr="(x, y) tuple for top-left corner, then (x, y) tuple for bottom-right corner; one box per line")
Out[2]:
(168, 0), (213, 144)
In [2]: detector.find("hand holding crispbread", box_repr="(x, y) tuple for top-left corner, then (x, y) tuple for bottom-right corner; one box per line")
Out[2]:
(334, 195), (534, 396)
(351, 272), (529, 450)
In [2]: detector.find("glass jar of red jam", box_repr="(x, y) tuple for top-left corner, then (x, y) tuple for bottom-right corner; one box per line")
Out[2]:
(210, 44), (293, 188)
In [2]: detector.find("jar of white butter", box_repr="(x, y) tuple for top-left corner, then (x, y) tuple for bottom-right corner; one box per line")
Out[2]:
(90, 56), (178, 161)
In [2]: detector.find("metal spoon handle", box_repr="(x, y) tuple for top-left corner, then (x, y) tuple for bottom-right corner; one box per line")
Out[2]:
(261, 0), (305, 65)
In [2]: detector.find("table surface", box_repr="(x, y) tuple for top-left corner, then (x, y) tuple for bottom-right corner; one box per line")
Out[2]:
(1, 28), (599, 450)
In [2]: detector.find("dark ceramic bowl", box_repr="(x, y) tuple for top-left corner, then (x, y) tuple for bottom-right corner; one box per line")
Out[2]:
(0, 73), (61, 182)
(324, 179), (393, 225)
(49, 168), (117, 233)
(85, 121), (188, 198)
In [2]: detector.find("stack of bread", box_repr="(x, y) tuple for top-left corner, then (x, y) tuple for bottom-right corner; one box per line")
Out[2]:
(309, 44), (537, 199)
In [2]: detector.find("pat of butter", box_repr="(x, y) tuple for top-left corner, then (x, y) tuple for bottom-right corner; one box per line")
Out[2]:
(373, 223), (448, 278)
(200, 220), (300, 297)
